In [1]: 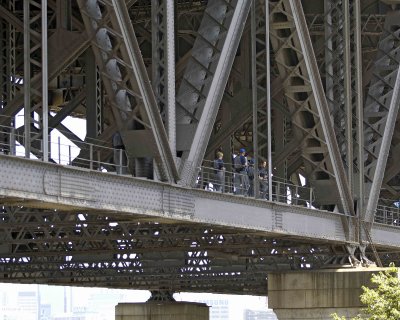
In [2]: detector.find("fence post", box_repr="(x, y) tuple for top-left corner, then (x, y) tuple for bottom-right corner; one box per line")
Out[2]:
(58, 136), (61, 164)
(119, 148), (123, 174)
(48, 133), (51, 161)
(97, 150), (101, 170)
(10, 128), (16, 156)
(89, 144), (93, 170)
(276, 181), (281, 202)
(254, 175), (259, 199)
(68, 145), (72, 165)
(309, 187), (313, 208)
(222, 169), (225, 193)
(200, 168), (204, 189)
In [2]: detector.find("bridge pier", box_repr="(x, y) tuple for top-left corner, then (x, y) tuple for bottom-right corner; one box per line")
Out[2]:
(115, 302), (209, 319)
(268, 267), (386, 320)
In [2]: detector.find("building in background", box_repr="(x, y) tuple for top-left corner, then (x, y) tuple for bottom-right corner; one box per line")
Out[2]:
(244, 309), (278, 320)
(194, 298), (230, 319)
(0, 284), (39, 320)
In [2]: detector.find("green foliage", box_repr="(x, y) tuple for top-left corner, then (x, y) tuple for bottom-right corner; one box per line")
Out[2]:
(331, 314), (363, 320)
(331, 263), (400, 320)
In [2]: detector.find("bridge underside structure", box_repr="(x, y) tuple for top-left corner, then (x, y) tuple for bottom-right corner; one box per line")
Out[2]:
(1, 0), (400, 295)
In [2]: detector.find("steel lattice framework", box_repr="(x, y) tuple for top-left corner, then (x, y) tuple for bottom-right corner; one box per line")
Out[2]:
(1, 0), (400, 295)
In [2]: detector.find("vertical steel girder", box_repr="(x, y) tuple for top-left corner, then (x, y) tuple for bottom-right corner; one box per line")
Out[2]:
(0, 17), (7, 111)
(42, 0), (49, 162)
(151, 0), (176, 156)
(23, 0), (50, 159)
(324, 0), (353, 186)
(8, 1), (16, 110)
(150, 2), (179, 271)
(269, 1), (354, 219)
(0, 13), (10, 155)
(85, 49), (103, 140)
(251, 1), (266, 163)
(0, 1), (16, 138)
(343, 0), (353, 188)
(177, 0), (252, 186)
(354, 0), (364, 242)
(251, 0), (272, 198)
(23, 0), (31, 157)
(77, 0), (178, 182)
(363, 11), (400, 224)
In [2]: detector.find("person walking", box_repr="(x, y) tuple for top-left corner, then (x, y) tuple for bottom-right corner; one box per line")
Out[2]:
(233, 148), (249, 195)
(213, 151), (225, 192)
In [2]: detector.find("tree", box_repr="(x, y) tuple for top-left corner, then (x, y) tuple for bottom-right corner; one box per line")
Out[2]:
(331, 264), (400, 320)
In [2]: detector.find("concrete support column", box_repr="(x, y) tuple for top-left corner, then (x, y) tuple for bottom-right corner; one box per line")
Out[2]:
(268, 267), (388, 320)
(115, 302), (209, 320)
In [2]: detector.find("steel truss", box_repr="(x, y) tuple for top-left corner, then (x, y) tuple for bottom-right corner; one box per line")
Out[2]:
(0, 205), (343, 293)
(1, 0), (400, 294)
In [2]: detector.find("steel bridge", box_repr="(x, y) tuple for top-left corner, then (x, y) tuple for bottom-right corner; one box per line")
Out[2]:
(1, 0), (400, 296)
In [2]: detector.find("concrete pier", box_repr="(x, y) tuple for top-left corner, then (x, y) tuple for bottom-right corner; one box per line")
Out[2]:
(115, 301), (209, 320)
(268, 267), (390, 320)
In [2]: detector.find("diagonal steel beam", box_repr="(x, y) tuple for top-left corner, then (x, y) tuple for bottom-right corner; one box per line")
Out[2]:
(178, 0), (252, 186)
(16, 90), (86, 136)
(111, 0), (178, 183)
(364, 67), (400, 224)
(363, 11), (400, 200)
(289, 0), (354, 217)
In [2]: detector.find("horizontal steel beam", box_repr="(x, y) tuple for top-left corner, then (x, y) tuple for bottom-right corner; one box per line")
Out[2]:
(0, 154), (363, 246)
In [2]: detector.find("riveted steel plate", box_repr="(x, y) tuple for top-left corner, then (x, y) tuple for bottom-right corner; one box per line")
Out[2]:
(1, 155), (398, 247)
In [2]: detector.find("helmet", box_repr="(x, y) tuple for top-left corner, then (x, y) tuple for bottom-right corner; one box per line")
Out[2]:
(239, 148), (246, 153)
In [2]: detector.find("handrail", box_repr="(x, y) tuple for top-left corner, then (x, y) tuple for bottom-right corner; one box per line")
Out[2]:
(195, 162), (315, 209)
(375, 204), (400, 226)
(2, 116), (400, 227)
(0, 121), (129, 175)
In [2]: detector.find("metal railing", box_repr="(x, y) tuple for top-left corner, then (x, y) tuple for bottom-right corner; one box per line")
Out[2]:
(3, 117), (400, 227)
(195, 160), (315, 209)
(0, 122), (129, 175)
(375, 204), (400, 226)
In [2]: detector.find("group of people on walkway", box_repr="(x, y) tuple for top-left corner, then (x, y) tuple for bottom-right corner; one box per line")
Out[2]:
(211, 148), (271, 198)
